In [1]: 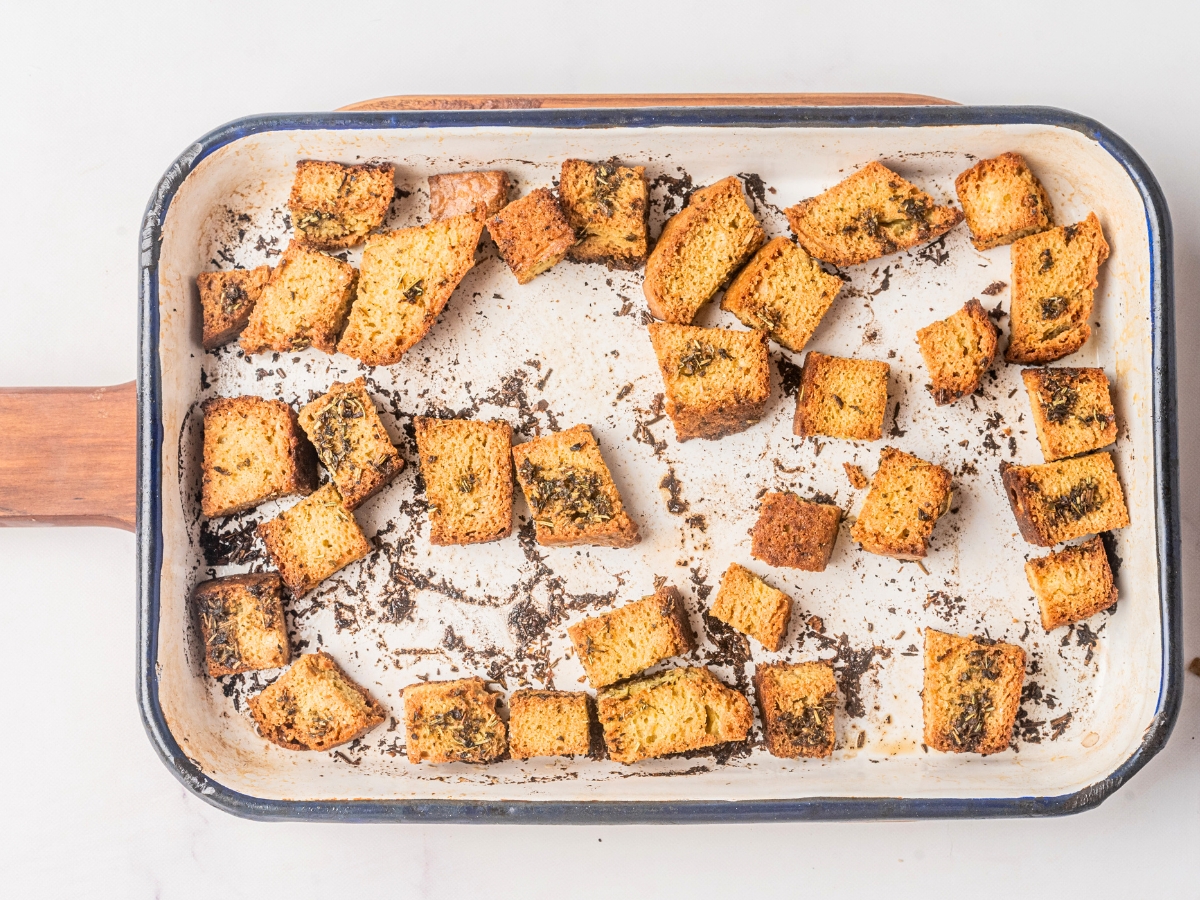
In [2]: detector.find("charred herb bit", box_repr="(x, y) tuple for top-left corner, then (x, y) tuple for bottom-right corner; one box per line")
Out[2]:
(1041, 372), (1080, 424)
(1047, 478), (1103, 524)
(1039, 248), (1054, 272)
(400, 279), (426, 304)
(426, 705), (500, 752)
(778, 693), (837, 748)
(457, 473), (476, 494)
(750, 306), (780, 332)
(1063, 223), (1080, 245)
(1041, 295), (1070, 320)
(949, 688), (994, 751)
(198, 598), (241, 670)
(296, 210), (336, 231)
(311, 393), (365, 471)
(220, 282), (249, 314)
(520, 460), (614, 526)
(677, 339), (731, 377)
(591, 159), (622, 217)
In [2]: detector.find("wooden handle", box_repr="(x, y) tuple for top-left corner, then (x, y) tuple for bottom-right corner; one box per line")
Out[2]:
(0, 382), (137, 531)
(340, 92), (957, 112)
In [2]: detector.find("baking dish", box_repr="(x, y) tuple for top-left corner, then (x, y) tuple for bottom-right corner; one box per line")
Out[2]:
(0, 96), (1180, 821)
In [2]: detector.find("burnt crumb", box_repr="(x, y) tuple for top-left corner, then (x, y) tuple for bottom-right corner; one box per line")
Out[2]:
(508, 599), (548, 646)
(1188, 658), (1200, 678)
(773, 352), (803, 397)
(333, 602), (359, 633)
(615, 383), (633, 402)
(685, 513), (707, 532)
(660, 469), (688, 517)
(888, 403), (906, 438)
(1075, 622), (1100, 664)
(924, 591), (966, 621)
(981, 281), (1007, 296)
(199, 368), (211, 390)
(650, 170), (695, 214)
(737, 172), (780, 216)
(700, 613), (750, 692)
(915, 236), (949, 266)
(199, 518), (262, 567)
(807, 633), (890, 719)
(1100, 530), (1123, 578)
(688, 565), (713, 603)
(1013, 707), (1046, 744)
(1049, 712), (1073, 740)
(987, 301), (1007, 323)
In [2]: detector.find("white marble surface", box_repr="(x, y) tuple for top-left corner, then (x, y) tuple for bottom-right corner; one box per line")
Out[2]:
(1, 2), (1197, 896)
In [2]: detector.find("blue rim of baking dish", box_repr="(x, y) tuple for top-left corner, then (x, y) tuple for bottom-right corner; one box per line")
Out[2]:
(137, 105), (1180, 823)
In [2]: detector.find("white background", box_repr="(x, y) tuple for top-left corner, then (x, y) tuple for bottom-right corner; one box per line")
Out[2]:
(1, 1), (1196, 896)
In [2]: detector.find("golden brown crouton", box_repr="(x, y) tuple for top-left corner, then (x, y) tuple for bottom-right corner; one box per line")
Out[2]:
(559, 158), (648, 270)
(754, 662), (838, 759)
(197, 266), (271, 350)
(193, 573), (290, 677)
(248, 651), (385, 751)
(1022, 367), (1117, 462)
(567, 585), (694, 688)
(201, 395), (317, 518)
(784, 161), (963, 266)
(721, 237), (844, 353)
(643, 176), (765, 324)
(402, 677), (506, 764)
(1025, 536), (1118, 631)
(415, 416), (513, 545)
(508, 690), (592, 759)
(239, 242), (358, 355)
(1006, 213), (1109, 364)
(512, 424), (639, 548)
(288, 160), (394, 250)
(257, 483), (371, 596)
(337, 214), (483, 366)
(954, 152), (1053, 251)
(916, 298), (999, 405)
(850, 447), (952, 559)
(487, 188), (576, 284)
(793, 351), (890, 441)
(1000, 451), (1130, 547)
(647, 322), (771, 442)
(597, 667), (753, 764)
(844, 463), (869, 490)
(428, 170), (509, 221)
(751, 492), (842, 572)
(298, 378), (404, 510)
(923, 630), (1025, 756)
(709, 563), (792, 651)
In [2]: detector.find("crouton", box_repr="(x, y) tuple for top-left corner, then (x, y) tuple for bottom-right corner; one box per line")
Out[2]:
(1006, 213), (1109, 364)
(751, 492), (842, 572)
(954, 152), (1053, 251)
(248, 651), (385, 751)
(793, 351), (889, 441)
(597, 667), (753, 764)
(337, 214), (483, 365)
(257, 483), (371, 596)
(850, 447), (952, 559)
(784, 161), (963, 266)
(643, 176), (765, 324)
(1000, 451), (1130, 547)
(288, 160), (394, 250)
(201, 395), (317, 518)
(197, 266), (271, 350)
(402, 677), (506, 764)
(508, 690), (592, 759)
(1025, 535), (1118, 631)
(559, 158), (648, 270)
(1022, 367), (1117, 462)
(239, 242), (357, 355)
(916, 298), (999, 405)
(567, 585), (694, 688)
(512, 424), (639, 548)
(414, 416), (514, 545)
(298, 378), (404, 510)
(646, 322), (771, 441)
(754, 662), (838, 759)
(709, 563), (792, 651)
(923, 630), (1025, 755)
(721, 237), (844, 352)
(428, 170), (509, 221)
(844, 463), (869, 490)
(487, 188), (576, 283)
(193, 572), (289, 677)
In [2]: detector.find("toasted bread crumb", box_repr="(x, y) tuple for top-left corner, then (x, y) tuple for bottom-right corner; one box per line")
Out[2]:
(1025, 536), (1118, 631)
(487, 188), (576, 283)
(955, 152), (1053, 251)
(428, 170), (509, 221)
(793, 351), (889, 441)
(198, 266), (271, 350)
(851, 447), (951, 559)
(559, 158), (648, 270)
(844, 463), (869, 490)
(288, 160), (394, 250)
(240, 242), (357, 355)
(709, 563), (792, 651)
(257, 483), (371, 596)
(1022, 367), (1117, 462)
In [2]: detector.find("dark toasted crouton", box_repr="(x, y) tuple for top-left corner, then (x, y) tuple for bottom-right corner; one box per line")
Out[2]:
(751, 492), (842, 572)
(198, 266), (271, 350)
(487, 188), (576, 284)
(193, 573), (289, 676)
(755, 662), (838, 759)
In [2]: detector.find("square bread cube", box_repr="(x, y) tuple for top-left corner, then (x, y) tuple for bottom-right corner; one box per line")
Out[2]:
(247, 651), (385, 751)
(201, 395), (317, 518)
(197, 266), (271, 350)
(954, 152), (1053, 251)
(709, 563), (792, 651)
(754, 661), (838, 759)
(508, 689), (592, 759)
(751, 492), (842, 572)
(647, 322), (771, 442)
(597, 667), (752, 764)
(850, 447), (952, 559)
(337, 215), (483, 365)
(298, 378), (404, 510)
(923, 630), (1025, 755)
(257, 483), (371, 596)
(193, 572), (290, 676)
(486, 188), (576, 284)
(428, 170), (509, 221)
(784, 161), (963, 267)
(559, 158), (649, 270)
(239, 242), (358, 355)
(916, 298), (999, 405)
(512, 423), (640, 548)
(643, 175), (765, 324)
(1000, 451), (1130, 547)
(288, 159), (394, 250)
(568, 585), (694, 688)
(721, 237), (844, 353)
(1026, 535), (1118, 631)
(793, 351), (890, 441)
(1022, 367), (1117, 461)
(402, 677), (507, 764)
(415, 416), (514, 545)
(1006, 213), (1109, 364)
